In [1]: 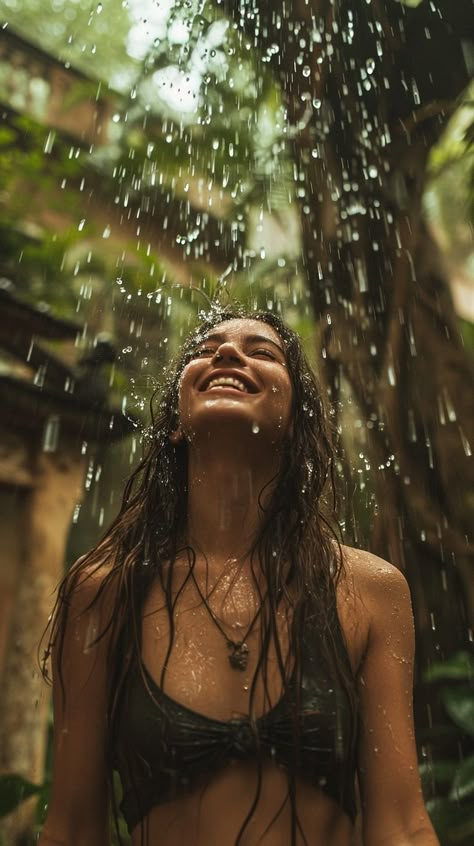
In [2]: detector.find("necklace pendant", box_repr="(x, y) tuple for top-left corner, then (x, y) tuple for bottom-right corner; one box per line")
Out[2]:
(228, 641), (249, 671)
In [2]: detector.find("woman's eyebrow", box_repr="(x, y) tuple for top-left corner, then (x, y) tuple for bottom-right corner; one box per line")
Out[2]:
(201, 332), (285, 354)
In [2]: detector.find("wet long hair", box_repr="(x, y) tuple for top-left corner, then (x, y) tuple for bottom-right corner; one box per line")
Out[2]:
(42, 303), (357, 845)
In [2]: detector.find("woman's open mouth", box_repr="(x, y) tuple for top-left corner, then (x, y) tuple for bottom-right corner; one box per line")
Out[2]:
(205, 376), (248, 392)
(200, 372), (259, 393)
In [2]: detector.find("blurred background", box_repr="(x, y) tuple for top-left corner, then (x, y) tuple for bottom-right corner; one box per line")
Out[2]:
(0, 1), (472, 843)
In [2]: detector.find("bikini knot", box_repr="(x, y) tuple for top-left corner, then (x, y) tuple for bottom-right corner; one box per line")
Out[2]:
(230, 718), (256, 757)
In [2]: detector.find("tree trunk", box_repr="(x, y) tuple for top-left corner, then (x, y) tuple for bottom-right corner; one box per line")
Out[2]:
(222, 0), (474, 664)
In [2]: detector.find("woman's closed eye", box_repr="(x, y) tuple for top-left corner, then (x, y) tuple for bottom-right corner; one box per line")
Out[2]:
(191, 346), (217, 358)
(250, 348), (277, 360)
(189, 346), (281, 362)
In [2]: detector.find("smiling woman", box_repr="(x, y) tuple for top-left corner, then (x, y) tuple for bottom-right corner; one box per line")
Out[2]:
(39, 304), (439, 846)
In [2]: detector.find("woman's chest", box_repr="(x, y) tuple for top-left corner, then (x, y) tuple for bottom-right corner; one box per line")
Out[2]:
(140, 570), (291, 719)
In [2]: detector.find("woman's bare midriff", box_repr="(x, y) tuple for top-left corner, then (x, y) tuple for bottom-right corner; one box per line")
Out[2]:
(130, 761), (354, 846)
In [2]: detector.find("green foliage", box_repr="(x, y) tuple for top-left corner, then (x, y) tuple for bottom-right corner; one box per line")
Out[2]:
(0, 774), (43, 819)
(422, 653), (474, 846)
(110, 771), (131, 846)
(0, 113), (83, 219)
(442, 686), (474, 737)
(0, 0), (137, 88)
(424, 651), (474, 683)
(0, 111), (169, 318)
(459, 318), (474, 352)
(426, 798), (474, 846)
(110, 1), (291, 224)
(0, 220), (92, 313)
(426, 91), (474, 271)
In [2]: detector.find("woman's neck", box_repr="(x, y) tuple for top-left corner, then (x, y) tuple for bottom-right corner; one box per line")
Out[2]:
(185, 440), (281, 563)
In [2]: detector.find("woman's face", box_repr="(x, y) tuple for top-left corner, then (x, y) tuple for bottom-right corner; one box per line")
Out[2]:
(175, 318), (293, 447)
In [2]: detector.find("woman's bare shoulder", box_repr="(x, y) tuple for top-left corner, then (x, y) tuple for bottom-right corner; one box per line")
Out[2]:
(342, 544), (407, 582)
(63, 554), (117, 612)
(340, 544), (411, 620)
(335, 545), (411, 672)
(49, 555), (119, 667)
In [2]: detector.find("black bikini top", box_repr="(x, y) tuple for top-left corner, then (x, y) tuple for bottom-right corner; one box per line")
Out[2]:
(114, 614), (358, 833)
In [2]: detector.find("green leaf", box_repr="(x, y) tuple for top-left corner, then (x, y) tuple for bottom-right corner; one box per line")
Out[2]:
(442, 686), (474, 737)
(419, 759), (458, 788)
(0, 127), (17, 147)
(0, 774), (43, 818)
(451, 756), (474, 801)
(424, 652), (474, 683)
(426, 796), (474, 844)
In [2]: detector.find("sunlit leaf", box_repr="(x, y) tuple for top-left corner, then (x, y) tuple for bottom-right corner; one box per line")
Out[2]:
(451, 755), (474, 801)
(442, 686), (474, 737)
(419, 759), (458, 788)
(424, 652), (474, 683)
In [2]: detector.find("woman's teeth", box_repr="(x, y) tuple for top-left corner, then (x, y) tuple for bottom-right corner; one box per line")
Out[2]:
(206, 377), (248, 392)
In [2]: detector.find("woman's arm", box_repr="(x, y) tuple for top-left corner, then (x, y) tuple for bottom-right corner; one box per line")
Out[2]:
(38, 566), (113, 846)
(353, 550), (439, 846)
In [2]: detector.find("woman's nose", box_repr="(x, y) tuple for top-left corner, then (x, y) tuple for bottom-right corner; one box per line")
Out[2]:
(213, 342), (244, 363)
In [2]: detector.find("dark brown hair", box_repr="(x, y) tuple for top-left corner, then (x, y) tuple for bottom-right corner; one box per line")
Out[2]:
(42, 303), (357, 845)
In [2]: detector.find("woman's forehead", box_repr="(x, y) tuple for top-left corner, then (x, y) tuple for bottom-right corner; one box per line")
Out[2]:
(200, 318), (283, 345)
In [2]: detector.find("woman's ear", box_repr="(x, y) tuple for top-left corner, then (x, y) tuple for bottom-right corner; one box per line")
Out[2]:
(168, 408), (184, 445)
(169, 427), (184, 445)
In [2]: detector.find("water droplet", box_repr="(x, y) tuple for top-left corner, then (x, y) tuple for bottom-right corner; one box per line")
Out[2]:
(251, 423), (260, 434)
(412, 79), (421, 105)
(44, 131), (55, 154)
(459, 428), (472, 457)
(42, 415), (60, 453)
(33, 365), (46, 387)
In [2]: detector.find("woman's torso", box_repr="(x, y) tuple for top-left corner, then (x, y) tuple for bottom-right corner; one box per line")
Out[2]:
(114, 551), (368, 846)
